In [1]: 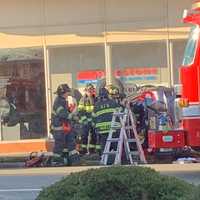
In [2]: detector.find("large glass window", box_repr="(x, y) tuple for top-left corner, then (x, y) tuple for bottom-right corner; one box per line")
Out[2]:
(112, 42), (168, 94)
(0, 47), (47, 140)
(49, 45), (105, 100)
(0, 1), (47, 141)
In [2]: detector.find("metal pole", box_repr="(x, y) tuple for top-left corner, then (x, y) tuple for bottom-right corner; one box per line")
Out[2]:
(103, 0), (113, 86)
(42, 0), (52, 139)
(166, 39), (174, 87)
(43, 43), (52, 139)
(104, 43), (113, 86)
(169, 41), (174, 86)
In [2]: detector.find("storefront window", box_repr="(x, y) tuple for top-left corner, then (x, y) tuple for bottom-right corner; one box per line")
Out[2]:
(112, 42), (168, 95)
(49, 45), (105, 99)
(0, 47), (47, 140)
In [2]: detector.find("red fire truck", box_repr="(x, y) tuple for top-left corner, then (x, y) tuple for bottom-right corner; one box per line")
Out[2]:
(180, 0), (200, 149)
(148, 0), (200, 156)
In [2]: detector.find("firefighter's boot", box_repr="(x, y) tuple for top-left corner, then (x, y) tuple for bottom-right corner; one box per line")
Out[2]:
(61, 148), (70, 166)
(68, 150), (80, 166)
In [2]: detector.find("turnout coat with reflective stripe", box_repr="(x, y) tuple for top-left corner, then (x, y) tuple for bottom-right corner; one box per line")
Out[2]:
(92, 98), (121, 134)
(78, 94), (96, 125)
(51, 96), (70, 128)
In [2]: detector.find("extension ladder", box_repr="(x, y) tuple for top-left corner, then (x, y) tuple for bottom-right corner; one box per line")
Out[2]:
(100, 108), (147, 165)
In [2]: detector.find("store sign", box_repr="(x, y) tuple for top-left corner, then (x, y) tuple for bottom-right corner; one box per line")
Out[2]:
(77, 67), (159, 94)
(115, 67), (159, 95)
(115, 67), (158, 83)
(77, 70), (105, 88)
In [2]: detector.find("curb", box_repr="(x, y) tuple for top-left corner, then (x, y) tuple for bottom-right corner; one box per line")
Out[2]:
(0, 163), (199, 176)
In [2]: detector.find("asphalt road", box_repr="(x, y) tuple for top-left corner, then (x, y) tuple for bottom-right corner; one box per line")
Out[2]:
(0, 164), (199, 200)
(0, 175), (62, 200)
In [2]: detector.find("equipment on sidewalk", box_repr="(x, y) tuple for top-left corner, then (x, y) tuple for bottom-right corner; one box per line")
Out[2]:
(25, 151), (70, 167)
(25, 152), (46, 167)
(100, 108), (147, 165)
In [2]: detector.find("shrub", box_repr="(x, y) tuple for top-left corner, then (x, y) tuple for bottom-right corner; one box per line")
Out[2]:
(192, 185), (200, 200)
(36, 166), (197, 200)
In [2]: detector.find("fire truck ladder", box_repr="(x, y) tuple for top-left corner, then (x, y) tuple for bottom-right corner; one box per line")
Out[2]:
(100, 108), (147, 165)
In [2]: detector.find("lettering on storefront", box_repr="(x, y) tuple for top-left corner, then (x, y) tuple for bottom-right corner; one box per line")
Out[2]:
(77, 67), (158, 94)
(115, 67), (158, 81)
(115, 67), (159, 94)
(77, 70), (105, 92)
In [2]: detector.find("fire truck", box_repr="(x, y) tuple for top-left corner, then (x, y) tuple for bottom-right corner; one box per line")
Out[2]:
(147, 0), (200, 157)
(180, 0), (200, 149)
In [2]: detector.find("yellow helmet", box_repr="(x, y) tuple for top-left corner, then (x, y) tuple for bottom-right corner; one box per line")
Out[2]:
(108, 85), (120, 96)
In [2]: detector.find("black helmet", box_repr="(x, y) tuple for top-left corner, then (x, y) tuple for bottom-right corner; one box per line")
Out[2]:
(55, 84), (71, 95)
(99, 87), (109, 98)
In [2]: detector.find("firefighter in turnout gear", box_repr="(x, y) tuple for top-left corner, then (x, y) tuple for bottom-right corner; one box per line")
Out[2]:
(92, 87), (122, 155)
(78, 83), (97, 154)
(51, 84), (80, 165)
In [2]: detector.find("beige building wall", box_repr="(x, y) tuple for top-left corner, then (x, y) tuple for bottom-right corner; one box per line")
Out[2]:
(0, 0), (192, 47)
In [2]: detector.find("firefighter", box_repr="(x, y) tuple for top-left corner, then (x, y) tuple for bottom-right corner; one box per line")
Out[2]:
(130, 101), (148, 148)
(78, 83), (97, 154)
(92, 87), (121, 155)
(51, 84), (80, 165)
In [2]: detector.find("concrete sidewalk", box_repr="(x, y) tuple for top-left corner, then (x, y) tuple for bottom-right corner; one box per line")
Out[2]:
(0, 163), (199, 176)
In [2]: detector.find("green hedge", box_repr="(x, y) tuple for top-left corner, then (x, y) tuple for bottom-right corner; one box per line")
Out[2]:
(36, 166), (198, 200)
(192, 185), (200, 200)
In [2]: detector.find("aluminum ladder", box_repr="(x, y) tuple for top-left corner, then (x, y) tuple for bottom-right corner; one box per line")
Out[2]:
(100, 108), (147, 165)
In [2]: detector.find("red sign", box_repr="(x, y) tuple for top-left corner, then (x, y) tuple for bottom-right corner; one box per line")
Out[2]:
(115, 67), (158, 77)
(77, 70), (105, 80)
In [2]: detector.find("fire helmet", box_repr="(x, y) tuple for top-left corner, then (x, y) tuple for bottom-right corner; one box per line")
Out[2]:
(55, 84), (71, 96)
(85, 83), (96, 96)
(108, 85), (120, 96)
